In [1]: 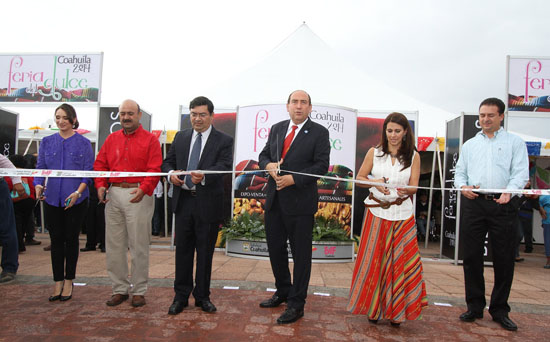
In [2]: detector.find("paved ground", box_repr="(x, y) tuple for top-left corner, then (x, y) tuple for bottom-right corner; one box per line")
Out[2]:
(1, 233), (549, 341)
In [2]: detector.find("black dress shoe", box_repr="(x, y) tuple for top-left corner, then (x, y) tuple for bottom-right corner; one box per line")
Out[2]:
(60, 284), (73, 301)
(259, 294), (287, 308)
(195, 300), (217, 313)
(168, 300), (188, 315)
(493, 316), (518, 331)
(277, 307), (304, 324)
(459, 310), (483, 322)
(49, 294), (61, 301)
(80, 246), (96, 252)
(368, 319), (378, 324)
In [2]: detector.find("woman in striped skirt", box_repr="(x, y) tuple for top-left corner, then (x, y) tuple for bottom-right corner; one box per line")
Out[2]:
(348, 112), (427, 326)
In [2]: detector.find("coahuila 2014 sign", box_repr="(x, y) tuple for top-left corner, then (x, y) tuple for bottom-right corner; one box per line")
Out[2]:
(0, 53), (102, 103)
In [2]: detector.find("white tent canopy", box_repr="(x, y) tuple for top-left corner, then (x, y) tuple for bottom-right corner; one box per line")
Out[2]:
(203, 23), (455, 137)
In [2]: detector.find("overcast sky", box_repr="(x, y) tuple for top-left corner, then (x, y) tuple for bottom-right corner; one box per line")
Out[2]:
(3, 0), (550, 132)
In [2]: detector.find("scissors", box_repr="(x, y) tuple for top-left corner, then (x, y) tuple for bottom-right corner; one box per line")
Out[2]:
(35, 176), (48, 207)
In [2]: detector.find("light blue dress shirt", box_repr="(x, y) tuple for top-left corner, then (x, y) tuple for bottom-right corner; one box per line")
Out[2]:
(454, 128), (528, 192)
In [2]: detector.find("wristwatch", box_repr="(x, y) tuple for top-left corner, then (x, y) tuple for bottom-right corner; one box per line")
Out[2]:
(74, 190), (82, 198)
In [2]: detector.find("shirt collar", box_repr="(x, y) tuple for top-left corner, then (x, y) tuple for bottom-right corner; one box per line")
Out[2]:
(478, 127), (504, 138)
(288, 118), (308, 131)
(123, 124), (143, 137)
(193, 124), (212, 141)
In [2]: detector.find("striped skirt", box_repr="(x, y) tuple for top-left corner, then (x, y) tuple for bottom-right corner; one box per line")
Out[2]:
(347, 209), (428, 322)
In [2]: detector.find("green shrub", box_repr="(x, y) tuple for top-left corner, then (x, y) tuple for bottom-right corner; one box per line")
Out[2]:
(221, 212), (351, 244)
(312, 216), (350, 241)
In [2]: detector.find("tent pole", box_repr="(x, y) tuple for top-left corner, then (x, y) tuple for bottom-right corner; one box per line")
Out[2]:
(425, 143), (438, 249)
(437, 138), (445, 259)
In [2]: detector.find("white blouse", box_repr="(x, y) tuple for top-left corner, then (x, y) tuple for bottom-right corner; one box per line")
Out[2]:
(364, 147), (415, 221)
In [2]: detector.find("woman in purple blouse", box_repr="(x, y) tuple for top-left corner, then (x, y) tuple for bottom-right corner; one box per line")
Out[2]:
(34, 104), (94, 302)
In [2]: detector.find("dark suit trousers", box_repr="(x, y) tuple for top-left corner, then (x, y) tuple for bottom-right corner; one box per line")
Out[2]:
(85, 197), (105, 248)
(13, 198), (34, 250)
(265, 195), (313, 310)
(44, 201), (87, 281)
(174, 191), (219, 302)
(461, 196), (517, 318)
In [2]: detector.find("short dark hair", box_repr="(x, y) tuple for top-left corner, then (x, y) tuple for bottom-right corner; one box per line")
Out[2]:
(23, 154), (37, 169)
(479, 97), (505, 115)
(287, 90), (311, 105)
(189, 96), (214, 115)
(55, 103), (79, 129)
(8, 154), (27, 168)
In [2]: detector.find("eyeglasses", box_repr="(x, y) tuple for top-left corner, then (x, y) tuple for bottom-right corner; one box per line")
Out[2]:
(190, 112), (209, 119)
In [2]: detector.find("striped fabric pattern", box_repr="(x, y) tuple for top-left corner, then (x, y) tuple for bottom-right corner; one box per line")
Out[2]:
(347, 209), (428, 322)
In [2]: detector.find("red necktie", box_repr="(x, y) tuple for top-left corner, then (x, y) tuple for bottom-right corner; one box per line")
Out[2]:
(281, 125), (298, 159)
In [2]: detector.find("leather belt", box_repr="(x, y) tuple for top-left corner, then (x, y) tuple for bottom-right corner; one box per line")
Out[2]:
(478, 193), (501, 201)
(364, 192), (407, 209)
(111, 182), (139, 188)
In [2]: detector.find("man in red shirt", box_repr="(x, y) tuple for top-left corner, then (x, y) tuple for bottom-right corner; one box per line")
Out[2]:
(94, 99), (162, 308)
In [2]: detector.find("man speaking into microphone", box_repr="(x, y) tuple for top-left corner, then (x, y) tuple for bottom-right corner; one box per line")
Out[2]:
(258, 90), (330, 324)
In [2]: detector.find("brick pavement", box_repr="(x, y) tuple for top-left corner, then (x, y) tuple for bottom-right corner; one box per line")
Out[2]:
(1, 233), (549, 341)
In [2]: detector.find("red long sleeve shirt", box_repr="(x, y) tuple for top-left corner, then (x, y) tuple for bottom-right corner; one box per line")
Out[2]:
(94, 125), (162, 196)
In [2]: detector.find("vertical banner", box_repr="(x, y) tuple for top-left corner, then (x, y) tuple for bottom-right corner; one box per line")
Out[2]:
(0, 107), (19, 157)
(442, 116), (461, 259)
(97, 106), (152, 152)
(443, 114), (493, 262)
(233, 103), (356, 236)
(507, 56), (550, 113)
(0, 53), (102, 103)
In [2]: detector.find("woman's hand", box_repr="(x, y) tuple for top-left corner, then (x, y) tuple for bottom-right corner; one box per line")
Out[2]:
(396, 187), (410, 197)
(35, 185), (45, 200)
(63, 192), (80, 210)
(373, 177), (390, 195)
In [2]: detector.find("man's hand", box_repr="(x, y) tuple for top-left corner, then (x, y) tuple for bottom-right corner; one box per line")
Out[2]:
(98, 187), (109, 203)
(265, 161), (280, 180)
(276, 174), (295, 191)
(129, 188), (145, 203)
(190, 171), (204, 185)
(13, 183), (28, 199)
(540, 208), (547, 220)
(460, 185), (479, 200)
(495, 192), (511, 204)
(170, 170), (184, 186)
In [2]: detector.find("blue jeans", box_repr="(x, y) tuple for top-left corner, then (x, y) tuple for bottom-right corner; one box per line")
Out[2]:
(0, 179), (19, 274)
(543, 223), (550, 257)
(416, 217), (427, 236)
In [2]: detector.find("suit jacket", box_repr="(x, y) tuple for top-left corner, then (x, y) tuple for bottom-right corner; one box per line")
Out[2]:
(259, 118), (330, 216)
(162, 126), (234, 223)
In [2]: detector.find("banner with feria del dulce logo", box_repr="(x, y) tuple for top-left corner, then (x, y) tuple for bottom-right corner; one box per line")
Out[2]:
(507, 56), (550, 112)
(0, 53), (102, 103)
(233, 103), (357, 235)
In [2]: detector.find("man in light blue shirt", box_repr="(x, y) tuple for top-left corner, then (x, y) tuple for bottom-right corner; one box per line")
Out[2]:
(455, 97), (528, 332)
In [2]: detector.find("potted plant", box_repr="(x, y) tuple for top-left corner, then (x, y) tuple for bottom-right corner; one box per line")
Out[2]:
(222, 212), (354, 261)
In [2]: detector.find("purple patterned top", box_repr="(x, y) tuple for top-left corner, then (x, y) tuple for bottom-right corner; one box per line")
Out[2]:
(34, 132), (94, 207)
